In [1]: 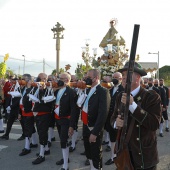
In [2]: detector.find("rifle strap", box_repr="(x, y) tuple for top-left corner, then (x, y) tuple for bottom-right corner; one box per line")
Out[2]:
(124, 88), (147, 144)
(125, 117), (135, 144)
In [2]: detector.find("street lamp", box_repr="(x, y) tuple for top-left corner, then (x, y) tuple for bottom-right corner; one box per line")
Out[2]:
(22, 55), (25, 74)
(81, 39), (97, 68)
(51, 22), (65, 75)
(148, 51), (159, 79)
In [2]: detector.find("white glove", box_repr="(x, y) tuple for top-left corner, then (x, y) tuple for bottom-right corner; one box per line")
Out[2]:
(6, 106), (11, 111)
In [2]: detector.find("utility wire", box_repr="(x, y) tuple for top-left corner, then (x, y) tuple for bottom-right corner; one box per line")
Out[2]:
(0, 55), (43, 63)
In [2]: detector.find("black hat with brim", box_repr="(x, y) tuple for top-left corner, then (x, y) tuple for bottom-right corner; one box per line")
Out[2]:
(118, 62), (147, 76)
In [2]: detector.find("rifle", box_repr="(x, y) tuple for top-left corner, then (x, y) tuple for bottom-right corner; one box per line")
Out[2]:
(114, 24), (140, 170)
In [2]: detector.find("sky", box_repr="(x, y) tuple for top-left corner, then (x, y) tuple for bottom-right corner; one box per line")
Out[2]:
(0, 0), (170, 76)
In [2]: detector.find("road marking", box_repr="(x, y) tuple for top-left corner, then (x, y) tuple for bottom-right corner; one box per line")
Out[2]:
(3, 124), (22, 130)
(9, 133), (22, 140)
(0, 145), (8, 151)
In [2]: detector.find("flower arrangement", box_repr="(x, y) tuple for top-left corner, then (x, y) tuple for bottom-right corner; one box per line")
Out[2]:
(97, 49), (129, 78)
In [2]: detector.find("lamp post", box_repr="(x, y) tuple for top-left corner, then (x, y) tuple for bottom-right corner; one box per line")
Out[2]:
(22, 55), (25, 74)
(81, 39), (97, 68)
(51, 22), (65, 75)
(148, 51), (159, 79)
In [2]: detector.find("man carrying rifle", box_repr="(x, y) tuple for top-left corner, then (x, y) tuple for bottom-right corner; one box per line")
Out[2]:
(111, 62), (162, 170)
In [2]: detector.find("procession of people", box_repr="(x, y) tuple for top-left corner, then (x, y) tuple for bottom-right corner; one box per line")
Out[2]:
(0, 62), (169, 170)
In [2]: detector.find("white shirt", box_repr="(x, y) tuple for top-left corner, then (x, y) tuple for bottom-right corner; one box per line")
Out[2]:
(129, 86), (140, 113)
(112, 84), (119, 96)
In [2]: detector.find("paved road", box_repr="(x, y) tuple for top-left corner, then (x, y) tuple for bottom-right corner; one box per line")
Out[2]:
(0, 113), (170, 170)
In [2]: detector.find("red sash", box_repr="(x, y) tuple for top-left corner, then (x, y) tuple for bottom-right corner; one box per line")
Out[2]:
(81, 110), (88, 125)
(54, 105), (70, 120)
(20, 104), (33, 117)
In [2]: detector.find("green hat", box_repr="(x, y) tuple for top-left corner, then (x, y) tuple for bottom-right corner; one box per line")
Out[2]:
(118, 62), (147, 76)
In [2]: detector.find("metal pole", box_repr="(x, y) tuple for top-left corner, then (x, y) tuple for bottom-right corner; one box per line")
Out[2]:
(51, 22), (64, 75)
(56, 33), (60, 74)
(43, 58), (45, 73)
(22, 55), (25, 74)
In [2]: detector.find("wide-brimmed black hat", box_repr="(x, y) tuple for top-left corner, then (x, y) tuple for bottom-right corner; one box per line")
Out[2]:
(118, 62), (147, 76)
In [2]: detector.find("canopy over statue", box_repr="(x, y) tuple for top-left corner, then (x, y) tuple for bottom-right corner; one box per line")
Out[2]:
(99, 18), (125, 48)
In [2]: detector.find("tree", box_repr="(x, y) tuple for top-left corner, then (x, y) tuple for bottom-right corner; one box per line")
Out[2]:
(159, 65), (170, 86)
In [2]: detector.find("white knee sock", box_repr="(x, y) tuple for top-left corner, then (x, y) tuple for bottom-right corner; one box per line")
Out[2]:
(31, 132), (37, 145)
(111, 142), (116, 160)
(165, 120), (169, 128)
(71, 130), (78, 148)
(89, 159), (99, 170)
(48, 127), (53, 142)
(0, 119), (4, 131)
(62, 147), (69, 169)
(45, 144), (49, 151)
(104, 130), (109, 142)
(159, 123), (163, 133)
(25, 137), (30, 150)
(39, 145), (45, 157)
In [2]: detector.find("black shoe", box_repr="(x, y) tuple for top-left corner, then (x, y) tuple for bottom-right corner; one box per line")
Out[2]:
(30, 143), (38, 148)
(105, 158), (114, 165)
(19, 148), (31, 156)
(36, 150), (50, 157)
(17, 135), (25, 141)
(56, 158), (70, 165)
(32, 156), (45, 165)
(0, 134), (9, 140)
(102, 141), (109, 145)
(165, 128), (169, 132)
(159, 133), (164, 137)
(0, 130), (4, 133)
(80, 151), (86, 155)
(60, 168), (69, 170)
(51, 137), (56, 141)
(105, 145), (111, 152)
(48, 141), (51, 147)
(85, 159), (90, 166)
(69, 147), (75, 152)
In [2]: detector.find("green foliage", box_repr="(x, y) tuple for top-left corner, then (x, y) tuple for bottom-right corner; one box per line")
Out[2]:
(75, 64), (92, 80)
(4, 68), (14, 79)
(159, 66), (170, 80)
(51, 68), (65, 75)
(51, 69), (56, 75)
(0, 62), (7, 78)
(159, 65), (170, 87)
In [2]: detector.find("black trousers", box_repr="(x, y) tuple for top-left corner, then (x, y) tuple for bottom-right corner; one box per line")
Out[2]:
(5, 112), (17, 136)
(23, 116), (35, 138)
(107, 119), (118, 142)
(19, 114), (25, 137)
(162, 110), (168, 121)
(49, 112), (55, 128)
(35, 114), (50, 146)
(83, 125), (103, 170)
(56, 118), (70, 148)
(73, 108), (81, 131)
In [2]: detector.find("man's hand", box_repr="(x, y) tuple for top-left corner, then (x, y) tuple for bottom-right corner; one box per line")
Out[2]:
(121, 93), (134, 105)
(89, 134), (97, 143)
(68, 127), (74, 137)
(116, 115), (124, 128)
